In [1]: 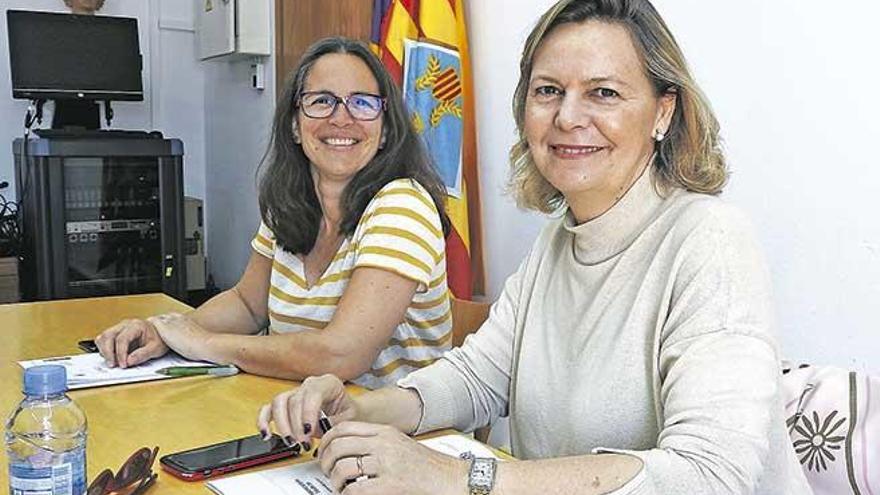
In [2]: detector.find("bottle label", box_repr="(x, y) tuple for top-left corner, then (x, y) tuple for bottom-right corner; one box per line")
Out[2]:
(9, 447), (86, 495)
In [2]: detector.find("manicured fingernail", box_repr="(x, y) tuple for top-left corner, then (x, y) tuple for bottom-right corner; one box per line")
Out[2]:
(283, 436), (295, 447)
(302, 441), (312, 451)
(312, 447), (319, 458)
(303, 423), (312, 434)
(319, 416), (332, 434)
(260, 429), (270, 441)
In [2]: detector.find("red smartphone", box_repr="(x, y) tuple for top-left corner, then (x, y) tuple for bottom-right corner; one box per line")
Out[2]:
(159, 434), (299, 481)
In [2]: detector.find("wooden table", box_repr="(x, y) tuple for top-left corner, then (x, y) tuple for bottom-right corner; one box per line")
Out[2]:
(0, 294), (345, 494)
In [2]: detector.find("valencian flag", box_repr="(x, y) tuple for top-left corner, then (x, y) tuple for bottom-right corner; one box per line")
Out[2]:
(371, 0), (484, 300)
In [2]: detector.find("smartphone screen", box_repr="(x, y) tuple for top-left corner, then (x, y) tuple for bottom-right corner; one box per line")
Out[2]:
(161, 434), (296, 475)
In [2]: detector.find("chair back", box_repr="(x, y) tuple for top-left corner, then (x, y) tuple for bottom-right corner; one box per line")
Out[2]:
(782, 363), (880, 493)
(450, 297), (490, 347)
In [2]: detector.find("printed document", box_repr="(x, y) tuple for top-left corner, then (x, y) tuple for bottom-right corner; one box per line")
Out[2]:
(19, 353), (210, 389)
(206, 434), (500, 495)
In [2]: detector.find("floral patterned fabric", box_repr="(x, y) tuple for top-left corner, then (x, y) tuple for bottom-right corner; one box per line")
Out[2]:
(782, 363), (880, 494)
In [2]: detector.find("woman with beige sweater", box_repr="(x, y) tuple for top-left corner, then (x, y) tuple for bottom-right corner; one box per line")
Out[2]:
(257, 1), (811, 493)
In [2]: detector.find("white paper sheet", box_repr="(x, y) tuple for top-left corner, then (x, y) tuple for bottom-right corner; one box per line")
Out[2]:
(18, 353), (211, 389)
(205, 434), (501, 495)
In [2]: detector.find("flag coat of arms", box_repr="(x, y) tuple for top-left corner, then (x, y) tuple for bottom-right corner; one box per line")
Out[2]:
(403, 40), (463, 198)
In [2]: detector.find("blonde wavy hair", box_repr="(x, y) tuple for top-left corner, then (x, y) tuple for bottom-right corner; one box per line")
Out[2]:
(509, 0), (727, 213)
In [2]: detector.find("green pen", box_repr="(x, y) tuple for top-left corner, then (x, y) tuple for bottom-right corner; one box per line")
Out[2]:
(155, 365), (240, 377)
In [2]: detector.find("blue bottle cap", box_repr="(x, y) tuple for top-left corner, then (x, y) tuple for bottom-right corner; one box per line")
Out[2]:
(24, 365), (68, 395)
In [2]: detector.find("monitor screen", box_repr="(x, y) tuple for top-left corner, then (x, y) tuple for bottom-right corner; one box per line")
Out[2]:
(6, 10), (143, 101)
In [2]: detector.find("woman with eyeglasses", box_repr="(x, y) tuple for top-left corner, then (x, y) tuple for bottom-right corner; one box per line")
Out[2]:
(94, 37), (452, 391)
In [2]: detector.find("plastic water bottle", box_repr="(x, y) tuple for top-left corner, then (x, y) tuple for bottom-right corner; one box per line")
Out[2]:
(6, 365), (87, 495)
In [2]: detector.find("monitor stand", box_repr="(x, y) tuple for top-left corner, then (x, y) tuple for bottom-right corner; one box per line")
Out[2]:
(52, 100), (100, 130)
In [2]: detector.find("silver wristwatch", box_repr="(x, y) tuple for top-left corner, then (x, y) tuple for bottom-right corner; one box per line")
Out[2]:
(461, 451), (497, 495)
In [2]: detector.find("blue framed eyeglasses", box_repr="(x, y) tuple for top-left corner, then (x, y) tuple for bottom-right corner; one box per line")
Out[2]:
(297, 91), (386, 121)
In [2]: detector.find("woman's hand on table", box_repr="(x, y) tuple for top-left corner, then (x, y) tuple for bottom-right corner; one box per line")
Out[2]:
(318, 421), (467, 495)
(257, 374), (358, 449)
(95, 317), (169, 368)
(146, 312), (214, 362)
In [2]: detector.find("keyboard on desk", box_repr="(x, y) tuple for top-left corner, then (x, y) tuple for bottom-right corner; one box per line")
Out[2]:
(32, 129), (162, 139)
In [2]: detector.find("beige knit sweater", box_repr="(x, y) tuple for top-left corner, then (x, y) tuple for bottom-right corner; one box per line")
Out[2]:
(399, 169), (812, 494)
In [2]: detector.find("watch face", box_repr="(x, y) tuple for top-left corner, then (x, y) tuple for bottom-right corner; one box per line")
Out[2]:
(470, 458), (496, 489)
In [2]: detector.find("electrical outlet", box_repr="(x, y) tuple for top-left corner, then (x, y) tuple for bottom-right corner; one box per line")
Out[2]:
(250, 60), (265, 90)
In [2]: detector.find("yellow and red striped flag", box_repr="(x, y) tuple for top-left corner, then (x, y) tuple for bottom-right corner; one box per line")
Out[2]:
(371, 0), (484, 299)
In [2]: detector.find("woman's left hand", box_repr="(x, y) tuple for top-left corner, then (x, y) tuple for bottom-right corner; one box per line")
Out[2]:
(146, 312), (215, 362)
(318, 421), (467, 495)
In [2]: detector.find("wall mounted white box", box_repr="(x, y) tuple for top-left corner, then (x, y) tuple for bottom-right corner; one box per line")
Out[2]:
(197, 0), (272, 60)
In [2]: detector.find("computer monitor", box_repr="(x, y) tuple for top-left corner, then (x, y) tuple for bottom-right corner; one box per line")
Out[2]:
(6, 10), (144, 129)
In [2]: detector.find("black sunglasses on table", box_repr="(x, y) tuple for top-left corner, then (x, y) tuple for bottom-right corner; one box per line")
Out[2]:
(87, 446), (159, 495)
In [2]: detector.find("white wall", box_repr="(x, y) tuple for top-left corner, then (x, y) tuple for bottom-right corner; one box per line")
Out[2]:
(202, 11), (276, 289)
(467, 1), (552, 302)
(154, 0), (206, 201)
(0, 0), (206, 201)
(466, 0), (880, 374)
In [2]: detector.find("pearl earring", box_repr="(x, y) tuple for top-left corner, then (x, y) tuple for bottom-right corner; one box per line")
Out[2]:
(654, 129), (665, 142)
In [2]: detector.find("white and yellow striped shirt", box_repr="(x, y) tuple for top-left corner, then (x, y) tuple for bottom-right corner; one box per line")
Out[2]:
(251, 178), (451, 389)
